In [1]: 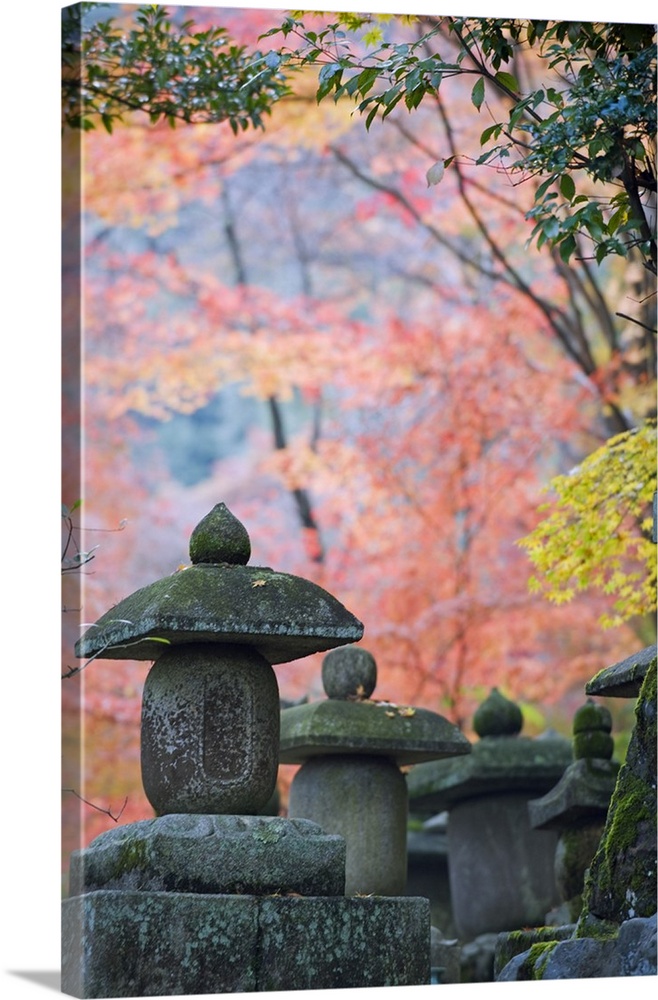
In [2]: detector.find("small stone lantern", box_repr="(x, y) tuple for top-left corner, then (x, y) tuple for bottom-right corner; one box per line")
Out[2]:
(528, 699), (620, 922)
(63, 505), (436, 995)
(406, 687), (573, 940)
(280, 645), (471, 896)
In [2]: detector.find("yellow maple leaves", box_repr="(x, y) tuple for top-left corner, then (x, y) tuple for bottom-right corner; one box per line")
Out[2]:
(519, 420), (657, 627)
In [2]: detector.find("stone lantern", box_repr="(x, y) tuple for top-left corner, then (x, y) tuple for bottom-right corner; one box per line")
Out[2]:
(280, 644), (471, 896)
(528, 699), (620, 923)
(406, 687), (573, 940)
(62, 505), (433, 996)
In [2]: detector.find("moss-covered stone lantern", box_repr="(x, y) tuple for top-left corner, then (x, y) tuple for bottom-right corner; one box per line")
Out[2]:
(75, 502), (364, 816)
(406, 687), (573, 940)
(280, 645), (471, 896)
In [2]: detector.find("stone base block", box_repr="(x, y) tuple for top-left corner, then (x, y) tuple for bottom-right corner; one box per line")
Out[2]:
(69, 814), (346, 898)
(62, 890), (431, 997)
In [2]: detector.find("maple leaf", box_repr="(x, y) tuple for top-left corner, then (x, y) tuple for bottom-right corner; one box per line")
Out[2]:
(251, 579), (267, 588)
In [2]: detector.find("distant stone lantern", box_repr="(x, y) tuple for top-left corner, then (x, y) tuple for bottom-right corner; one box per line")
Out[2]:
(406, 687), (573, 940)
(280, 645), (472, 896)
(528, 699), (620, 922)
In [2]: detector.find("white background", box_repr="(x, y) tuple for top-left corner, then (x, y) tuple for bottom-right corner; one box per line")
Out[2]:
(1, 0), (654, 997)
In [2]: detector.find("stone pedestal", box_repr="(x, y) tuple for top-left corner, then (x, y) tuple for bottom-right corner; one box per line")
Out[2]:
(68, 815), (347, 898)
(63, 892), (431, 997)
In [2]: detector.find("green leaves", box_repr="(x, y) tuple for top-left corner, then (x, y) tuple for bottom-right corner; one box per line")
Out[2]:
(494, 70), (519, 93)
(471, 77), (485, 110)
(519, 422), (657, 627)
(282, 13), (656, 274)
(559, 174), (575, 200)
(62, 4), (290, 133)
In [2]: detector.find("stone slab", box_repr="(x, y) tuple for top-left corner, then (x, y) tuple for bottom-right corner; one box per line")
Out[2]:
(257, 894), (431, 991)
(407, 734), (572, 815)
(75, 563), (363, 664)
(280, 698), (472, 765)
(528, 757), (620, 830)
(69, 815), (346, 897)
(62, 891), (431, 997)
(585, 644), (656, 699)
(61, 891), (258, 997)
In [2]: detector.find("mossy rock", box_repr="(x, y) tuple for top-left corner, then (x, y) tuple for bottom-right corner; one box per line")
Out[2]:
(579, 657), (657, 926)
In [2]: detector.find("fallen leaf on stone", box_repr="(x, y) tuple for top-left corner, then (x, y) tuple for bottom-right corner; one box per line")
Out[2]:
(398, 706), (416, 717)
(385, 711), (396, 718)
(252, 579), (267, 587)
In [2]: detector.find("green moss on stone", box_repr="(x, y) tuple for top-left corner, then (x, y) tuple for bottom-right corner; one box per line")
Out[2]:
(473, 688), (523, 737)
(578, 658), (656, 927)
(573, 701), (612, 735)
(574, 912), (619, 940)
(114, 838), (150, 877)
(514, 941), (559, 980)
(189, 503), (251, 565)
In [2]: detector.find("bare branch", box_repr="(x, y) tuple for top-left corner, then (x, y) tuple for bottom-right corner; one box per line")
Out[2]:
(63, 788), (128, 823)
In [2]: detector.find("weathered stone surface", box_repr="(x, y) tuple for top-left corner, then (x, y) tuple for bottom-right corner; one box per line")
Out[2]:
(321, 644), (377, 699)
(289, 754), (408, 895)
(188, 501), (251, 565)
(62, 891), (432, 997)
(141, 643), (279, 814)
(75, 563), (363, 664)
(493, 924), (575, 980)
(280, 697), (471, 765)
(495, 914), (657, 980)
(62, 891), (259, 997)
(585, 644), (656, 698)
(407, 732), (572, 815)
(528, 757), (620, 830)
(257, 895), (431, 990)
(68, 815), (346, 898)
(473, 687), (523, 737)
(445, 792), (562, 939)
(580, 658), (657, 924)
